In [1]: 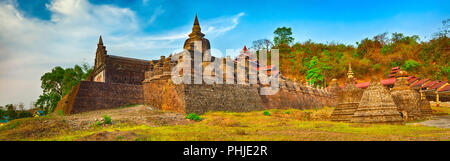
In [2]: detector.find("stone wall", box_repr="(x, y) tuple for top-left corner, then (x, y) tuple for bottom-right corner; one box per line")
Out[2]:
(142, 79), (337, 114)
(104, 55), (150, 85)
(260, 86), (335, 110)
(55, 81), (143, 115)
(184, 84), (265, 114)
(143, 79), (186, 113)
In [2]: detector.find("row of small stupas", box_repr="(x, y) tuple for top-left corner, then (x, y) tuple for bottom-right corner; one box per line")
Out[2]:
(352, 66), (449, 106)
(331, 64), (434, 124)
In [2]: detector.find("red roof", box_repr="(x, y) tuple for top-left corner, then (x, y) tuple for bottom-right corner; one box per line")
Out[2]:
(423, 80), (439, 88)
(406, 76), (415, 81)
(381, 78), (396, 85)
(355, 82), (370, 89)
(408, 77), (419, 84)
(243, 45), (247, 52)
(392, 66), (400, 70)
(438, 84), (450, 92)
(429, 82), (447, 90)
(411, 78), (430, 87)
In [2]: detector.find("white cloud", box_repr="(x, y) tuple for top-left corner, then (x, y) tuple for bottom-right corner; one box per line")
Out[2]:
(0, 0), (245, 108)
(0, 0), (140, 107)
(203, 12), (245, 37)
(148, 6), (165, 24)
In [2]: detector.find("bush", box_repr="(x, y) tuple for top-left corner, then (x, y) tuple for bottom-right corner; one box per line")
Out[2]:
(186, 113), (202, 121)
(6, 104), (17, 120)
(263, 110), (270, 116)
(104, 114), (112, 124)
(402, 59), (420, 73)
(17, 111), (32, 118)
(285, 111), (291, 114)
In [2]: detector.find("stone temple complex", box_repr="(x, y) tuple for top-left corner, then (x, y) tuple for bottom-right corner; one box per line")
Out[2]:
(331, 63), (435, 123)
(55, 15), (337, 115)
(54, 14), (441, 124)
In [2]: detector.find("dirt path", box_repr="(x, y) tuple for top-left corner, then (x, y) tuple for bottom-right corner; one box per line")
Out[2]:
(415, 115), (450, 128)
(63, 105), (190, 130)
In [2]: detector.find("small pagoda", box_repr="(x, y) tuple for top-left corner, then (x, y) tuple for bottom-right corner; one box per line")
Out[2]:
(390, 70), (423, 121)
(351, 76), (403, 124)
(331, 63), (363, 122)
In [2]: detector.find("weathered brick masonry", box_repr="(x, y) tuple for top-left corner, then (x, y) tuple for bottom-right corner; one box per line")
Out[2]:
(56, 81), (143, 115)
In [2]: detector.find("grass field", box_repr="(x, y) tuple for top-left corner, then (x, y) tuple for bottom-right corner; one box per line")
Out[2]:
(0, 106), (449, 141)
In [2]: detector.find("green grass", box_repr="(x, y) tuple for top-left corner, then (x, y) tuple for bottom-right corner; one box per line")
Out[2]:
(432, 106), (450, 115)
(1, 107), (449, 141)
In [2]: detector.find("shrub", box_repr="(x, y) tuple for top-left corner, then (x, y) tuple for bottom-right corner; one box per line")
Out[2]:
(96, 121), (101, 126)
(17, 111), (32, 118)
(104, 114), (112, 124)
(402, 59), (420, 73)
(263, 110), (270, 116)
(58, 110), (63, 116)
(285, 111), (291, 114)
(185, 113), (202, 121)
(372, 64), (381, 72)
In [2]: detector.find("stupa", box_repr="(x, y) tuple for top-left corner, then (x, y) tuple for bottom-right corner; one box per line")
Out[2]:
(351, 76), (403, 124)
(390, 71), (423, 121)
(331, 63), (363, 122)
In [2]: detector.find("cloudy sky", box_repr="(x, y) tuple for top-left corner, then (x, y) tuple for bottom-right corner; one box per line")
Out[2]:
(0, 0), (449, 108)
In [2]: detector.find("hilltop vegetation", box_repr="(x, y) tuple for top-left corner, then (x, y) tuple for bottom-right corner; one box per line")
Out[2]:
(256, 19), (449, 86)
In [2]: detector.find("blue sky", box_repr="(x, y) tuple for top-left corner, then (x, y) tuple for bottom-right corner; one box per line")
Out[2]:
(0, 0), (449, 107)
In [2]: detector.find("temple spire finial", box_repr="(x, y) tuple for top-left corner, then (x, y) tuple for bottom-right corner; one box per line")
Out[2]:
(194, 13), (199, 25)
(347, 62), (354, 80)
(98, 35), (103, 45)
(189, 14), (204, 39)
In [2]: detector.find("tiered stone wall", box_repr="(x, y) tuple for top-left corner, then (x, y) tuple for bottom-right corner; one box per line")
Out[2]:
(55, 81), (143, 115)
(141, 55), (338, 114)
(103, 55), (151, 85)
(184, 84), (265, 114)
(260, 80), (336, 110)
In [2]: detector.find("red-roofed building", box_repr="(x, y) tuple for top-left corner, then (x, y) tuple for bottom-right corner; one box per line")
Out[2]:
(411, 78), (430, 89)
(429, 81), (447, 90)
(388, 66), (401, 78)
(381, 77), (396, 87)
(406, 76), (415, 80)
(438, 84), (450, 92)
(355, 82), (370, 89)
(423, 80), (440, 88)
(408, 77), (419, 84)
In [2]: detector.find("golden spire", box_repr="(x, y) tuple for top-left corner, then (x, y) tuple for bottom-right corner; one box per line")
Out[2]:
(347, 62), (354, 79)
(98, 35), (103, 45)
(194, 13), (199, 26)
(189, 14), (204, 39)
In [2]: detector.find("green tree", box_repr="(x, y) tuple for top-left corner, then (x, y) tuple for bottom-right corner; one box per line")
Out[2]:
(35, 63), (92, 114)
(273, 27), (294, 47)
(402, 59), (421, 73)
(5, 104), (17, 120)
(306, 56), (323, 86)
